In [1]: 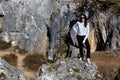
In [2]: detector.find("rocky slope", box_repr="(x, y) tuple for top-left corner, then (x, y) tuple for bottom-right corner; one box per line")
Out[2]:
(36, 58), (102, 80)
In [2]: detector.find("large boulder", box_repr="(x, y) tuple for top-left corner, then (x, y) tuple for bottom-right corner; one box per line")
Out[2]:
(0, 0), (48, 55)
(36, 58), (102, 80)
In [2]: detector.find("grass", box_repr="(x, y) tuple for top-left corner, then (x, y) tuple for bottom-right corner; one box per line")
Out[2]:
(2, 54), (18, 66)
(0, 40), (11, 50)
(73, 68), (80, 73)
(23, 54), (47, 71)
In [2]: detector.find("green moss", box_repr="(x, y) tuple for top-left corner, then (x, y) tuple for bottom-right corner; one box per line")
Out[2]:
(73, 68), (81, 73)
(48, 68), (56, 72)
(47, 59), (54, 63)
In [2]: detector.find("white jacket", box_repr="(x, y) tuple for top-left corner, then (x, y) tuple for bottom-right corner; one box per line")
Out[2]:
(73, 21), (90, 41)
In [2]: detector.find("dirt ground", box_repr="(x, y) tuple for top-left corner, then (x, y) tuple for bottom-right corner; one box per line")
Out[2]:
(0, 47), (120, 80)
(0, 47), (36, 80)
(91, 50), (120, 67)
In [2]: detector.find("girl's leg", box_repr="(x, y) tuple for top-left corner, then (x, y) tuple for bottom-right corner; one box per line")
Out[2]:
(79, 46), (84, 60)
(85, 39), (90, 58)
(85, 39), (91, 63)
(77, 35), (84, 60)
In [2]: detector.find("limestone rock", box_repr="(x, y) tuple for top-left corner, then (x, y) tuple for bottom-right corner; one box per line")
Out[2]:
(0, 0), (48, 54)
(36, 58), (102, 80)
(92, 7), (120, 50)
(0, 57), (25, 80)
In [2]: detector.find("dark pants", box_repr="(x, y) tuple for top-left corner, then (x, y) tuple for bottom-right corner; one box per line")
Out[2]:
(77, 35), (90, 59)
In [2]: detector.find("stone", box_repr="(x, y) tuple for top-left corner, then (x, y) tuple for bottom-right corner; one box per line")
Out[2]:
(36, 58), (102, 80)
(0, 57), (25, 80)
(0, 0), (48, 55)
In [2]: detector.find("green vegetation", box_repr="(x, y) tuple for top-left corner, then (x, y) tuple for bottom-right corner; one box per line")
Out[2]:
(73, 68), (80, 73)
(48, 68), (56, 72)
(2, 54), (18, 66)
(23, 54), (47, 71)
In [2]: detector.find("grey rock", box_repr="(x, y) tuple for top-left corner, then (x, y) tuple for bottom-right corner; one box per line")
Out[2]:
(47, 0), (76, 60)
(92, 7), (120, 50)
(36, 58), (102, 80)
(0, 0), (48, 54)
(0, 57), (25, 80)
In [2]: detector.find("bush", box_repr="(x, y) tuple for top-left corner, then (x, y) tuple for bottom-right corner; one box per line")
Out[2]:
(2, 54), (18, 66)
(0, 40), (11, 50)
(23, 54), (47, 71)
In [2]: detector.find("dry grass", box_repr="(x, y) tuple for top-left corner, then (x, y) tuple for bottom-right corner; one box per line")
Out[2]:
(0, 40), (11, 50)
(91, 51), (120, 67)
(2, 53), (18, 66)
(23, 54), (47, 71)
(91, 50), (120, 80)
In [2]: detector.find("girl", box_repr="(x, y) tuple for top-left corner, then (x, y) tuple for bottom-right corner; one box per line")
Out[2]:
(73, 14), (91, 63)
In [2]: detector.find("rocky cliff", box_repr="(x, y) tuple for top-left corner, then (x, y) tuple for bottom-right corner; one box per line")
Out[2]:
(91, 1), (120, 51)
(0, 0), (119, 59)
(0, 0), (119, 80)
(47, 0), (120, 59)
(0, 0), (49, 56)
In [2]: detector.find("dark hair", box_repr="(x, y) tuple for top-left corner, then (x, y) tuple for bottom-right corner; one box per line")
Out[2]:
(79, 13), (87, 27)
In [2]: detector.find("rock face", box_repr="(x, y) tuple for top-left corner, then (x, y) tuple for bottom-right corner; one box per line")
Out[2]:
(36, 58), (102, 80)
(47, 0), (76, 60)
(72, 0), (120, 52)
(0, 0), (119, 59)
(92, 7), (120, 51)
(0, 58), (25, 80)
(47, 0), (120, 60)
(0, 0), (48, 55)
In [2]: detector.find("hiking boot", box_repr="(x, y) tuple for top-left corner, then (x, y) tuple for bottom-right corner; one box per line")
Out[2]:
(87, 58), (91, 64)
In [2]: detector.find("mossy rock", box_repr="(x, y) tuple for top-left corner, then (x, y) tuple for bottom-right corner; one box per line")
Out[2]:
(73, 68), (81, 73)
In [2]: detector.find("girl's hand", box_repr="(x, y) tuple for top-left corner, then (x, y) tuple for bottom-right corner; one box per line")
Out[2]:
(82, 40), (85, 44)
(77, 32), (80, 35)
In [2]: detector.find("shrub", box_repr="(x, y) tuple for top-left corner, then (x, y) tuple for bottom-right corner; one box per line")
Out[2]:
(2, 54), (18, 66)
(0, 40), (11, 50)
(23, 54), (47, 71)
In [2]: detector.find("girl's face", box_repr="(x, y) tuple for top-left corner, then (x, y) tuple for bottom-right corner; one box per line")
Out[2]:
(81, 15), (85, 22)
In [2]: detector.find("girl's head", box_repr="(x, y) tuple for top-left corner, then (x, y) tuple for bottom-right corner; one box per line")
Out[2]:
(80, 13), (87, 22)
(79, 13), (87, 27)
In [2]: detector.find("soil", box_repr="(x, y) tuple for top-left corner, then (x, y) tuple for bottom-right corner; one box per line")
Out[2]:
(0, 47), (120, 80)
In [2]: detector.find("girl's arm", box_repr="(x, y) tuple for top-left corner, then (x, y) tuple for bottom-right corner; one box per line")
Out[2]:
(83, 23), (90, 43)
(73, 22), (79, 34)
